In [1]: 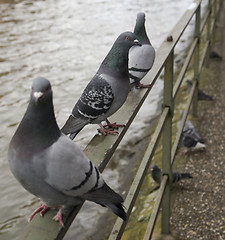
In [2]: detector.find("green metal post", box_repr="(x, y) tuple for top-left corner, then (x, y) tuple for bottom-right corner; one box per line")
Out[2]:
(161, 50), (173, 234)
(206, 0), (212, 68)
(192, 5), (200, 117)
(211, 0), (217, 43)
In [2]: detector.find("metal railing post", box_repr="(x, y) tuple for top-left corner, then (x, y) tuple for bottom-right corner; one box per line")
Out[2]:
(161, 50), (173, 234)
(192, 5), (201, 117)
(206, 0), (212, 67)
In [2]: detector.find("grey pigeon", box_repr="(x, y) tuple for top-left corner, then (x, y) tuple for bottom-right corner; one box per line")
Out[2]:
(209, 50), (222, 60)
(61, 32), (141, 139)
(8, 77), (127, 226)
(186, 80), (213, 101)
(177, 110), (206, 154)
(151, 164), (192, 185)
(128, 12), (155, 89)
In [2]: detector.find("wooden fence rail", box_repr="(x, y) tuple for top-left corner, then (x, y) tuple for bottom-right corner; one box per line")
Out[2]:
(19, 0), (222, 239)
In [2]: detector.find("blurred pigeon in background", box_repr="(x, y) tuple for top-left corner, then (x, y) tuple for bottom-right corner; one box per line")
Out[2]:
(8, 77), (127, 226)
(209, 50), (222, 60)
(186, 80), (213, 101)
(151, 164), (193, 185)
(177, 110), (206, 154)
(61, 32), (141, 139)
(129, 12), (155, 89)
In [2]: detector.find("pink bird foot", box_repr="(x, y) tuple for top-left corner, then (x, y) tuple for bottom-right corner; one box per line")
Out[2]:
(97, 119), (125, 135)
(52, 206), (64, 227)
(97, 124), (119, 135)
(28, 203), (50, 222)
(104, 119), (125, 129)
(28, 204), (64, 227)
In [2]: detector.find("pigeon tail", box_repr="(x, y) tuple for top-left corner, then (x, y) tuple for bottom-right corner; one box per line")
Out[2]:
(194, 142), (206, 150)
(180, 173), (193, 179)
(104, 202), (127, 221)
(173, 172), (192, 183)
(83, 182), (126, 221)
(198, 90), (213, 101)
(61, 115), (89, 139)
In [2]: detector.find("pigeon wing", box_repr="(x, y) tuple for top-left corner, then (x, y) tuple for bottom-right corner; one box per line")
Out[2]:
(73, 75), (114, 120)
(129, 45), (155, 83)
(44, 135), (104, 197)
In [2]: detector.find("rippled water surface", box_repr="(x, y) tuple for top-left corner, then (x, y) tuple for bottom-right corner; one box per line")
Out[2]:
(0, 0), (207, 239)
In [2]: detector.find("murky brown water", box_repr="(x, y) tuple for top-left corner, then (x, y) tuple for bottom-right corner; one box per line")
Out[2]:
(0, 0), (206, 239)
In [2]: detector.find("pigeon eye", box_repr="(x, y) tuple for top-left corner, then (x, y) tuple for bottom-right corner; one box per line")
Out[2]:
(46, 86), (51, 91)
(125, 36), (130, 40)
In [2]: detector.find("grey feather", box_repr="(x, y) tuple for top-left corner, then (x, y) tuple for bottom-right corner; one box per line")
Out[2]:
(186, 80), (213, 101)
(177, 111), (206, 153)
(61, 32), (141, 139)
(129, 12), (155, 88)
(8, 77), (126, 223)
(151, 164), (192, 185)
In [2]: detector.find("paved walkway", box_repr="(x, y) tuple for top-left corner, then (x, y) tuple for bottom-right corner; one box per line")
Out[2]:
(169, 4), (225, 240)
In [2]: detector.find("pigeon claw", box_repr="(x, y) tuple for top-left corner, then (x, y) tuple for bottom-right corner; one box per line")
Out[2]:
(52, 206), (64, 227)
(105, 119), (125, 129)
(97, 127), (119, 136)
(98, 120), (125, 135)
(28, 203), (50, 222)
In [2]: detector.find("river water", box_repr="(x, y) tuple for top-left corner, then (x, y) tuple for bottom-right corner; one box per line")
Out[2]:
(0, 0), (207, 239)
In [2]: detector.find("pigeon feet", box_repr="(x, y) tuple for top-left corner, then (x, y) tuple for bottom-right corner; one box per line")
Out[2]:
(135, 83), (152, 89)
(104, 119), (125, 129)
(98, 120), (125, 135)
(98, 124), (119, 135)
(52, 206), (64, 227)
(28, 203), (50, 222)
(28, 204), (64, 227)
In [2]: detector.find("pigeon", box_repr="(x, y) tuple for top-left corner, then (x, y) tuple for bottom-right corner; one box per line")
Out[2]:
(186, 80), (213, 101)
(8, 77), (127, 226)
(128, 12), (155, 89)
(177, 110), (206, 154)
(209, 50), (222, 60)
(61, 32), (141, 139)
(151, 164), (193, 185)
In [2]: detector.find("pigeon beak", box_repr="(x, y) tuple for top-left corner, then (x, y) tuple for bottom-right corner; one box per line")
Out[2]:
(134, 39), (142, 46)
(33, 91), (44, 102)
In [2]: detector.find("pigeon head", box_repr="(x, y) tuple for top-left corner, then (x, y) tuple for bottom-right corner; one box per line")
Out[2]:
(186, 79), (192, 86)
(99, 31), (141, 77)
(151, 164), (160, 173)
(114, 31), (141, 49)
(134, 12), (150, 45)
(136, 12), (146, 25)
(151, 164), (161, 184)
(9, 77), (60, 157)
(31, 77), (52, 104)
(186, 80), (192, 92)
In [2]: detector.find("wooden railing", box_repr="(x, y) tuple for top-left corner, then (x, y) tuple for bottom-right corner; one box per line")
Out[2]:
(19, 0), (222, 239)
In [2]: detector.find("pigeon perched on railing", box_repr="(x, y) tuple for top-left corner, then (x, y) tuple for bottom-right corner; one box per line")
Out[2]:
(151, 164), (193, 185)
(177, 110), (206, 154)
(61, 32), (141, 139)
(186, 79), (213, 101)
(8, 77), (127, 226)
(128, 12), (155, 89)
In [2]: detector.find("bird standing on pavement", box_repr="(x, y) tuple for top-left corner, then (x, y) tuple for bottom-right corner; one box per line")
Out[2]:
(61, 32), (141, 139)
(151, 164), (193, 185)
(186, 80), (213, 101)
(129, 12), (155, 89)
(177, 110), (206, 154)
(8, 77), (127, 226)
